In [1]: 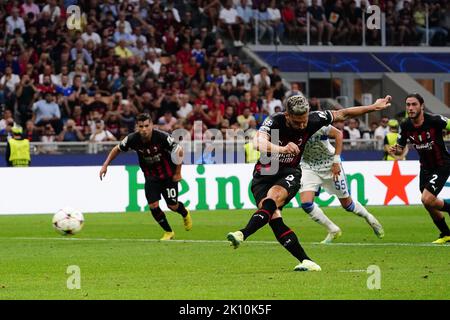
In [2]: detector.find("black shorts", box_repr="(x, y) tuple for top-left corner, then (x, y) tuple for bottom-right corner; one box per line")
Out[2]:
(251, 167), (301, 209)
(419, 166), (450, 196)
(145, 178), (179, 206)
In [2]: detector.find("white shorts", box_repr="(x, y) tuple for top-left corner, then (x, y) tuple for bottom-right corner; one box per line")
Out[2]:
(300, 165), (350, 199)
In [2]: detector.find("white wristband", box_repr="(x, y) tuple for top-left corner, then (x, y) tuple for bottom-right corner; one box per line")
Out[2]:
(333, 155), (341, 163)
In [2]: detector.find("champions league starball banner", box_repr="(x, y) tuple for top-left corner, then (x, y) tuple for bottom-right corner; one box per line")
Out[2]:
(0, 161), (449, 214)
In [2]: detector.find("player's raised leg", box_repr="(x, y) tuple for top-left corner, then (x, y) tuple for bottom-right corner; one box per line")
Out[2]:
(300, 189), (341, 244)
(339, 196), (384, 238)
(227, 193), (279, 249)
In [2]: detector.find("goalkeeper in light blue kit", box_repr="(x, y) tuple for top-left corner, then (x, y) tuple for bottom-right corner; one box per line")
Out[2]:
(299, 124), (385, 243)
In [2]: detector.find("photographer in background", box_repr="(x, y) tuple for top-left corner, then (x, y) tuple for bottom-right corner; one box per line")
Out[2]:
(57, 118), (85, 142)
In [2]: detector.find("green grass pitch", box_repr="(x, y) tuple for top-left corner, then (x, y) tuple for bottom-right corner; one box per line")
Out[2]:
(0, 206), (448, 300)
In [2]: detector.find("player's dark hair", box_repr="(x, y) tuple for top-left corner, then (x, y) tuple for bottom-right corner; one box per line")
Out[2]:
(406, 93), (424, 105)
(136, 113), (152, 123)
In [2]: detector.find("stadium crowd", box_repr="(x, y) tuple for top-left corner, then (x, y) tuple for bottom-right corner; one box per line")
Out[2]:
(0, 0), (449, 148)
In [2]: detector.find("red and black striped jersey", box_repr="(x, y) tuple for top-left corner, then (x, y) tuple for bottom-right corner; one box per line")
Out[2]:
(398, 112), (450, 169)
(255, 110), (334, 173)
(118, 129), (179, 181)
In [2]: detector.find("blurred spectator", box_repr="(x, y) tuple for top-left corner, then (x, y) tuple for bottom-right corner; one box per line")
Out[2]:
(413, 1), (427, 45)
(383, 119), (408, 160)
(6, 7), (26, 35)
(1, 66), (21, 94)
(236, 0), (255, 43)
(89, 119), (116, 142)
(333, 119), (350, 139)
(237, 107), (256, 130)
(158, 110), (178, 132)
(253, 67), (271, 92)
(397, 1), (415, 45)
(270, 66), (282, 85)
(262, 88), (282, 114)
(309, 97), (322, 111)
(281, 0), (298, 43)
(16, 74), (38, 125)
(345, 118), (362, 148)
(255, 2), (275, 44)
(267, 0), (283, 44)
(219, 0), (245, 47)
(0, 118), (14, 142)
(39, 123), (58, 154)
(428, 2), (448, 45)
(32, 92), (62, 133)
(82, 24), (102, 48)
(309, 0), (334, 45)
(24, 120), (40, 142)
(345, 0), (363, 45)
(284, 82), (302, 99)
(374, 116), (389, 149)
(177, 94), (193, 119)
(325, 0), (348, 45)
(57, 119), (85, 142)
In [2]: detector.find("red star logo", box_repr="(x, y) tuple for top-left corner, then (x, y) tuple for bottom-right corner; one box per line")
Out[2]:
(375, 161), (417, 205)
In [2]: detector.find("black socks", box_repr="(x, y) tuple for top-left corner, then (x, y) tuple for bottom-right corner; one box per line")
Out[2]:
(269, 217), (311, 262)
(241, 199), (277, 239)
(150, 207), (172, 232)
(433, 217), (450, 237)
(175, 202), (188, 217)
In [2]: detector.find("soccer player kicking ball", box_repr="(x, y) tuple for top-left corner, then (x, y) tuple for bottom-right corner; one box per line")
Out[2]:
(390, 93), (450, 244)
(99, 113), (192, 240)
(299, 124), (384, 244)
(227, 94), (392, 271)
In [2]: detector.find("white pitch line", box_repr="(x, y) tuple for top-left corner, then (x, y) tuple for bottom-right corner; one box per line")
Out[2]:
(0, 237), (449, 247)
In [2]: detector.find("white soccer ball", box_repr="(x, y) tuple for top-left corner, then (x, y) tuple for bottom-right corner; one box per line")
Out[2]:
(52, 207), (84, 235)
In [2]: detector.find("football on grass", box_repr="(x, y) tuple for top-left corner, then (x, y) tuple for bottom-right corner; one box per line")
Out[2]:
(52, 207), (84, 235)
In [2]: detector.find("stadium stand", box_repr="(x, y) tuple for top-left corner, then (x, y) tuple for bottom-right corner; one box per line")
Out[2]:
(0, 0), (449, 165)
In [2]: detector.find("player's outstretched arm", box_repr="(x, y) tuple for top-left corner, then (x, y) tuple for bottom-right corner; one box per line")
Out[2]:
(253, 131), (299, 154)
(99, 145), (121, 180)
(332, 95), (392, 122)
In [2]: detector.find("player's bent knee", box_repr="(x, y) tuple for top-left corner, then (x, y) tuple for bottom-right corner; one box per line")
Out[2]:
(261, 198), (277, 213)
(168, 203), (179, 211)
(339, 197), (353, 208)
(421, 194), (436, 207)
(301, 202), (314, 213)
(149, 202), (159, 209)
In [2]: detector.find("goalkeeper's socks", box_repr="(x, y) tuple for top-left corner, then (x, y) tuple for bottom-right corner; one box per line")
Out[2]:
(150, 207), (172, 232)
(240, 198), (277, 239)
(175, 202), (188, 217)
(269, 217), (311, 262)
(441, 201), (450, 214)
(433, 217), (450, 236)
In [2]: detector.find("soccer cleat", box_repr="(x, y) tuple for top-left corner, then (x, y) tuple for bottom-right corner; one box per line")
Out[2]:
(183, 211), (192, 231)
(160, 231), (175, 241)
(366, 216), (385, 239)
(320, 228), (342, 244)
(294, 259), (322, 272)
(226, 231), (244, 249)
(432, 235), (450, 244)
